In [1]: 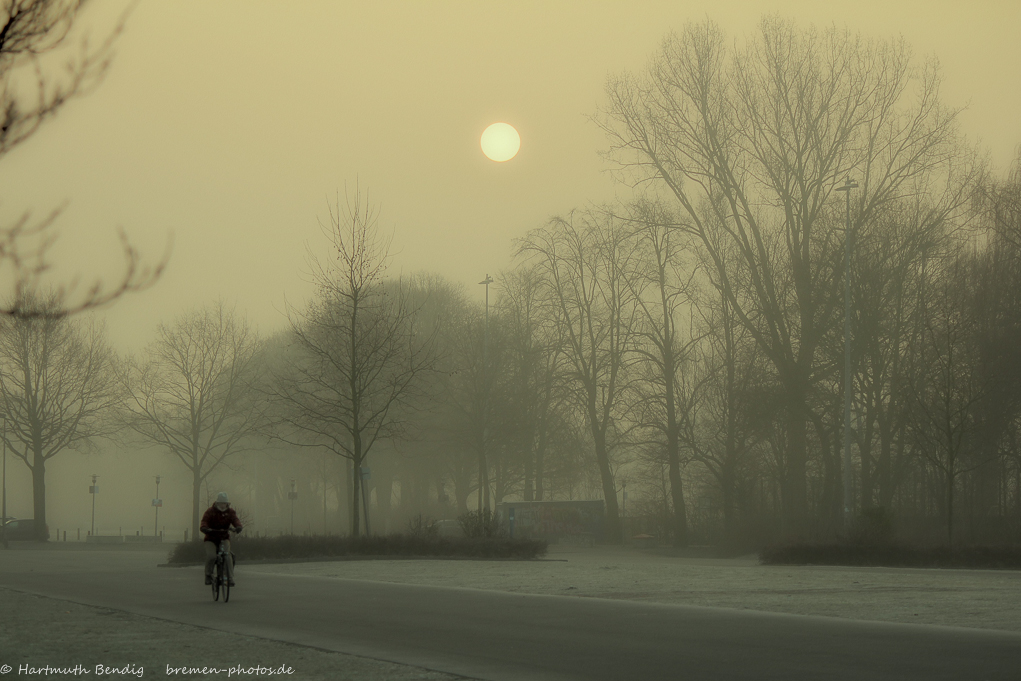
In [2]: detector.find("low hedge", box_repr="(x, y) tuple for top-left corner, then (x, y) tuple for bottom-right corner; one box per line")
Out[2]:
(167, 533), (547, 564)
(759, 542), (1021, 569)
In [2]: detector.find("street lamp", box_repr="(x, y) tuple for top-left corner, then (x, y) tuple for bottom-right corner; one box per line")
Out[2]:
(836, 177), (858, 526)
(153, 475), (162, 538)
(89, 474), (99, 536)
(477, 274), (494, 514)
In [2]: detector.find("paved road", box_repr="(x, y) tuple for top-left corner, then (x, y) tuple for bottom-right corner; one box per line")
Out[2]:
(2, 549), (1019, 681)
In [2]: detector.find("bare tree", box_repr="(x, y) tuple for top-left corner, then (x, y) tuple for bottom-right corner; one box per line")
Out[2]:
(119, 302), (264, 539)
(0, 291), (118, 539)
(620, 199), (703, 546)
(602, 17), (978, 537)
(517, 210), (644, 543)
(841, 200), (945, 514)
(908, 254), (989, 546)
(497, 264), (568, 502)
(0, 0), (164, 315)
(272, 188), (433, 536)
(685, 286), (776, 544)
(391, 276), (478, 514)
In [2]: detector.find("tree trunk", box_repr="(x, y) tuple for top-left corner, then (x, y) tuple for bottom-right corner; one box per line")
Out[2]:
(876, 412), (894, 508)
(783, 387), (809, 539)
(810, 412), (839, 538)
(946, 468), (955, 548)
(31, 448), (46, 541)
(534, 421), (547, 501)
(666, 427), (688, 547)
(592, 424), (621, 543)
(720, 472), (735, 544)
(351, 455), (362, 537)
(376, 469), (394, 534)
(662, 337), (688, 546)
(523, 438), (534, 502)
(192, 468), (202, 542)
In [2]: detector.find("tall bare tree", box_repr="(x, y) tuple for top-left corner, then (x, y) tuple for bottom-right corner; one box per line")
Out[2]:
(389, 276), (478, 514)
(517, 210), (643, 543)
(119, 302), (264, 539)
(602, 16), (978, 536)
(273, 189), (433, 536)
(620, 199), (702, 546)
(0, 292), (118, 539)
(909, 252), (989, 547)
(497, 264), (567, 502)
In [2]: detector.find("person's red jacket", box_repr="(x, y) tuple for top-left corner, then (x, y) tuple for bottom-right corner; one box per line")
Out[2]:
(200, 505), (243, 542)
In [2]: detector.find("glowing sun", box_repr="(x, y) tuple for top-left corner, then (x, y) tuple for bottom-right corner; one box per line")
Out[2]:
(480, 122), (520, 162)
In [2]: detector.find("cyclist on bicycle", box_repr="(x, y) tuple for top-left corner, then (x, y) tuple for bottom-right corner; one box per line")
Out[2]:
(200, 492), (243, 586)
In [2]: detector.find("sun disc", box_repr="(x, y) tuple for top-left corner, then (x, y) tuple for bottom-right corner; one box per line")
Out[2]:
(481, 122), (520, 162)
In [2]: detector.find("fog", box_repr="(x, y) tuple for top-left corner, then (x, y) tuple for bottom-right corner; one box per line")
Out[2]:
(2, 1), (1018, 354)
(1, 0), (1020, 550)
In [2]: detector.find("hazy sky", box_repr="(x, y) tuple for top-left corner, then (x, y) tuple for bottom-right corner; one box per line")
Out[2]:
(1, 0), (1017, 353)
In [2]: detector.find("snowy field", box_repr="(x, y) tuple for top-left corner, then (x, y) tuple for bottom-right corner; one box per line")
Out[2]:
(246, 544), (1021, 633)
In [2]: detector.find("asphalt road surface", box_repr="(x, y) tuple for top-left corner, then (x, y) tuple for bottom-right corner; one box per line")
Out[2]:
(1, 549), (1019, 681)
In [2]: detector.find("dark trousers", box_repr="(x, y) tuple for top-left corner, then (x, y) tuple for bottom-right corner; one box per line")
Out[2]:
(203, 540), (234, 581)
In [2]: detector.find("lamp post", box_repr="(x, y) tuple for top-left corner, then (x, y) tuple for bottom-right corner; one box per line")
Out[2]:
(153, 475), (162, 537)
(89, 474), (99, 536)
(836, 177), (858, 526)
(477, 274), (494, 514)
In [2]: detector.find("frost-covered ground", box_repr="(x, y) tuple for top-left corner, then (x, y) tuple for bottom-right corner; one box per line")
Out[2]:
(0, 587), (460, 681)
(248, 544), (1021, 633)
(3, 544), (1018, 680)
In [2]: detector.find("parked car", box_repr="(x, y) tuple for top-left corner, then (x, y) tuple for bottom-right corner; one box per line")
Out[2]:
(2, 518), (48, 540)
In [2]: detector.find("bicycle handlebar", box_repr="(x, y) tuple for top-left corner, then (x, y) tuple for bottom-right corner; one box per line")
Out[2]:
(201, 526), (243, 535)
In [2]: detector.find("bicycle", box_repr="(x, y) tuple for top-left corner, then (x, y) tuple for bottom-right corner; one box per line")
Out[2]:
(211, 527), (240, 603)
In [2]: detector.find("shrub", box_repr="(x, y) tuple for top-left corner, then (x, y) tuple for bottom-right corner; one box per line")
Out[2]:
(457, 509), (503, 538)
(759, 542), (1021, 569)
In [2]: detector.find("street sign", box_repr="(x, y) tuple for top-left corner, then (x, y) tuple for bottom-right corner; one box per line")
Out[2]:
(152, 499), (162, 507)
(360, 467), (371, 480)
(89, 486), (99, 494)
(287, 491), (298, 500)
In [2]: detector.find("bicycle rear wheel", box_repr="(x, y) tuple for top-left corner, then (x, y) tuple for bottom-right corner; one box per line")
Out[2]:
(223, 574), (230, 603)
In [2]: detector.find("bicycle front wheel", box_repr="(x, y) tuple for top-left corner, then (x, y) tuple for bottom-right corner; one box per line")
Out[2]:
(214, 560), (223, 601)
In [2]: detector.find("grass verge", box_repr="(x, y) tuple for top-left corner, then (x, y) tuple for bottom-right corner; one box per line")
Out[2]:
(759, 542), (1021, 569)
(167, 533), (547, 564)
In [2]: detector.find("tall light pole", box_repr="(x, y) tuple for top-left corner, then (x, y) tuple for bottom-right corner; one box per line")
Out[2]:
(153, 475), (162, 537)
(89, 474), (99, 536)
(836, 177), (858, 526)
(477, 274), (494, 514)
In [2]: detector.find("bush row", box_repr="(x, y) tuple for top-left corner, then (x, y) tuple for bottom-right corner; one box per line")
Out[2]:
(167, 533), (547, 564)
(759, 542), (1021, 569)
